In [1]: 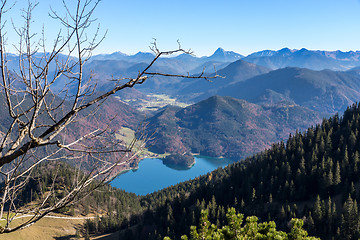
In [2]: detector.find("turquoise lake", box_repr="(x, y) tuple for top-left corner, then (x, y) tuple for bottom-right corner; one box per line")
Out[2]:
(110, 156), (234, 195)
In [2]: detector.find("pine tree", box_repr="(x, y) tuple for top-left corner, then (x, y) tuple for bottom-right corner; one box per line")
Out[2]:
(334, 161), (341, 185)
(313, 195), (322, 223)
(352, 151), (359, 174)
(343, 146), (349, 170)
(340, 195), (359, 240)
(306, 212), (315, 234)
(251, 188), (256, 202)
(327, 169), (334, 187)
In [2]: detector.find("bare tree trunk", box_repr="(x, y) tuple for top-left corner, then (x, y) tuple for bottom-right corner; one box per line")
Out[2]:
(0, 0), (219, 233)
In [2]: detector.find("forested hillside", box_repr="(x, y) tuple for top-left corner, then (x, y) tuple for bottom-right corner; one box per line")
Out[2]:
(0, 93), (143, 177)
(146, 95), (323, 160)
(11, 162), (142, 218)
(85, 102), (360, 240)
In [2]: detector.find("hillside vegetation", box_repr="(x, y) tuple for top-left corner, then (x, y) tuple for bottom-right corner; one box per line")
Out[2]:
(85, 102), (360, 240)
(146, 95), (323, 160)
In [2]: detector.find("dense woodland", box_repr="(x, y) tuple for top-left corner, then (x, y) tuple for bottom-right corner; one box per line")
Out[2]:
(9, 162), (142, 225)
(81, 102), (360, 239)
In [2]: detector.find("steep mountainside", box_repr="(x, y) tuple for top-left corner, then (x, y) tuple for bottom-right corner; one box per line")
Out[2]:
(58, 95), (144, 172)
(146, 95), (323, 160)
(0, 94), (143, 174)
(176, 59), (271, 101)
(74, 95), (143, 131)
(205, 67), (360, 114)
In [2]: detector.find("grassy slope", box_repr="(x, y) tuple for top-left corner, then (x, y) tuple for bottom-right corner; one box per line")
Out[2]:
(1, 216), (84, 240)
(116, 126), (169, 159)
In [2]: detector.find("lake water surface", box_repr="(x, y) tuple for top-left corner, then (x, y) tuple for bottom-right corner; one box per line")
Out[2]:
(110, 156), (234, 195)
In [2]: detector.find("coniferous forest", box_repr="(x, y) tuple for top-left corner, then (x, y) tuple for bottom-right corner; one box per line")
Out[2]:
(80, 102), (360, 240)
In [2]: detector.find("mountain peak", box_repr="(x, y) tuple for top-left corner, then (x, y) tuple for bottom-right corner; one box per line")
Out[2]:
(134, 51), (154, 56)
(209, 48), (227, 58)
(277, 47), (293, 55)
(214, 47), (225, 54)
(298, 48), (309, 52)
(110, 51), (127, 56)
(208, 48), (244, 62)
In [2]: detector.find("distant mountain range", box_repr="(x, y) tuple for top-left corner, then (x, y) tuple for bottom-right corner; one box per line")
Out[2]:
(145, 95), (323, 160)
(222, 47), (360, 71)
(91, 47), (244, 65)
(243, 48), (360, 71)
(79, 47), (360, 99)
(89, 47), (243, 77)
(75, 48), (244, 94)
(91, 47), (360, 73)
(80, 53), (360, 116)
(197, 67), (360, 114)
(8, 47), (360, 98)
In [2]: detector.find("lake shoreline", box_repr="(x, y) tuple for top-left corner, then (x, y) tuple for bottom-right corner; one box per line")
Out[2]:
(109, 153), (232, 185)
(110, 156), (234, 195)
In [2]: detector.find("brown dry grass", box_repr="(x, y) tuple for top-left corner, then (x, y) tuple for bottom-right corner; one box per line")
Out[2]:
(0, 216), (84, 240)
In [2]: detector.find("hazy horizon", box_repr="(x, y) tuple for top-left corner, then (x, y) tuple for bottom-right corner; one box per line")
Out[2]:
(4, 0), (360, 57)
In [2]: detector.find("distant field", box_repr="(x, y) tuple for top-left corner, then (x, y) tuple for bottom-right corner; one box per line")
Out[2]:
(115, 126), (136, 146)
(119, 93), (189, 112)
(114, 94), (189, 159)
(115, 127), (168, 159)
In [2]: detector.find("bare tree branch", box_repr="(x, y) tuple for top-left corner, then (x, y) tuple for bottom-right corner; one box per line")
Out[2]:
(0, 0), (217, 233)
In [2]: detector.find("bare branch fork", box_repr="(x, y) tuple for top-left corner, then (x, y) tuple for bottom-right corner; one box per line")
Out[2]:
(144, 39), (223, 82)
(0, 0), (218, 233)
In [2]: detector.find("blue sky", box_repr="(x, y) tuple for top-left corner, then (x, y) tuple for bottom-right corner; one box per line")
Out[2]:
(5, 0), (360, 56)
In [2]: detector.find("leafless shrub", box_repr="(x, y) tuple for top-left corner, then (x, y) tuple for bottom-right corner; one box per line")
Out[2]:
(0, 0), (219, 233)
